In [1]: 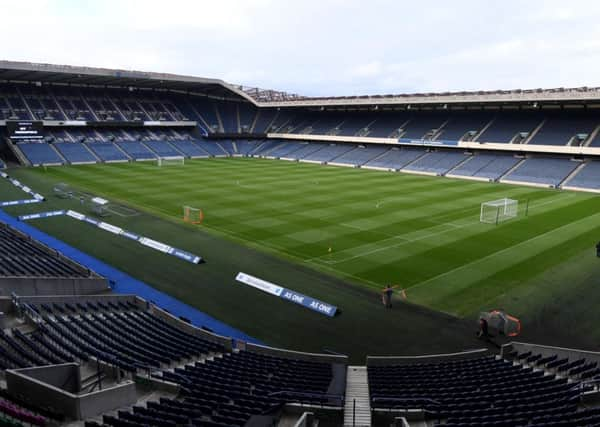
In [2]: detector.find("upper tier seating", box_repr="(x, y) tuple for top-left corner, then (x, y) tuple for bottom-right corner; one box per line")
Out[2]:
(403, 150), (470, 175)
(502, 157), (578, 186)
(363, 147), (425, 169)
(217, 102), (239, 133)
(252, 109), (278, 133)
(436, 114), (492, 141)
(332, 145), (391, 166)
(85, 143), (130, 162)
(449, 153), (521, 180)
(238, 104), (257, 133)
(18, 143), (64, 166)
(0, 223), (92, 279)
(564, 161), (600, 190)
(476, 113), (543, 143)
(366, 113), (409, 138)
(337, 113), (378, 136)
(116, 141), (157, 160)
(528, 115), (599, 146)
(53, 142), (98, 164)
(400, 113), (449, 140)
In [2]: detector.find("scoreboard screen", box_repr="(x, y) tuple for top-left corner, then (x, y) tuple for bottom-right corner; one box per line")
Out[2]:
(6, 121), (44, 140)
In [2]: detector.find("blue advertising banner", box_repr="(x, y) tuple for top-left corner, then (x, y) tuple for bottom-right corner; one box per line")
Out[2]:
(0, 172), (45, 201)
(18, 210), (65, 221)
(20, 209), (202, 264)
(0, 198), (43, 207)
(398, 138), (459, 146)
(236, 272), (338, 317)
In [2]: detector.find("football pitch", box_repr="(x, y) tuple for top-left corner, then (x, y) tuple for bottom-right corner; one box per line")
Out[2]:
(3, 157), (600, 359)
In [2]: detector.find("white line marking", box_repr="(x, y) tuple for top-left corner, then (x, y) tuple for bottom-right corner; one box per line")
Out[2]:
(406, 211), (600, 292)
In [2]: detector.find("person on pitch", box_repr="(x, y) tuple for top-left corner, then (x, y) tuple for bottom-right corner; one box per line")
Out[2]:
(382, 285), (397, 309)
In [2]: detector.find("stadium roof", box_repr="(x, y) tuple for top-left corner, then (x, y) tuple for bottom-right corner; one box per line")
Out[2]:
(0, 60), (256, 103)
(3, 60), (600, 109)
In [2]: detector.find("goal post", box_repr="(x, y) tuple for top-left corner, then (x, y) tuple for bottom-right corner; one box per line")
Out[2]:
(183, 206), (204, 224)
(480, 198), (518, 225)
(157, 156), (185, 167)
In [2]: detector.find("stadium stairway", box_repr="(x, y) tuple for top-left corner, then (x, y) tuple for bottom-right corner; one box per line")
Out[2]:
(344, 366), (371, 426)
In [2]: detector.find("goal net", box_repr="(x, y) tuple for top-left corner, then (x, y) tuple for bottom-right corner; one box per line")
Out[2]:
(157, 156), (185, 166)
(480, 198), (518, 224)
(183, 206), (204, 224)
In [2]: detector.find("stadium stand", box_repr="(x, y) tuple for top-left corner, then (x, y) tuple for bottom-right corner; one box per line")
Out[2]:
(502, 157), (579, 187)
(116, 141), (157, 160)
(217, 101), (239, 133)
(403, 150), (470, 175)
(301, 143), (356, 162)
(85, 142), (130, 162)
(17, 143), (64, 166)
(251, 108), (278, 133)
(363, 147), (425, 170)
(368, 352), (593, 426)
(286, 142), (328, 160)
(143, 140), (183, 158)
(194, 140), (229, 156)
(448, 153), (522, 181)
(168, 139), (210, 158)
(330, 145), (391, 166)
(528, 114), (599, 146)
(476, 113), (544, 143)
(53, 142), (98, 164)
(0, 222), (93, 279)
(399, 113), (449, 140)
(18, 298), (224, 372)
(238, 103), (257, 133)
(564, 161), (600, 190)
(435, 113), (493, 142)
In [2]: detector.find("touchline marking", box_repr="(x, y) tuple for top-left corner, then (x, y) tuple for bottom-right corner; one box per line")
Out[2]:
(406, 211), (600, 292)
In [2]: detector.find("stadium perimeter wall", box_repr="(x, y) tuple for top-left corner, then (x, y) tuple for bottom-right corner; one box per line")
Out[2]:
(366, 348), (490, 366)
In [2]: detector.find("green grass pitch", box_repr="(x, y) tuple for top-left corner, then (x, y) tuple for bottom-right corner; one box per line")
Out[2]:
(3, 157), (600, 360)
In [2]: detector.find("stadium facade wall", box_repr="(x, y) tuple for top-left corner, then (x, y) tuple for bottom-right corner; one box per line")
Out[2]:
(0, 276), (108, 296)
(366, 348), (490, 366)
(6, 363), (137, 420)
